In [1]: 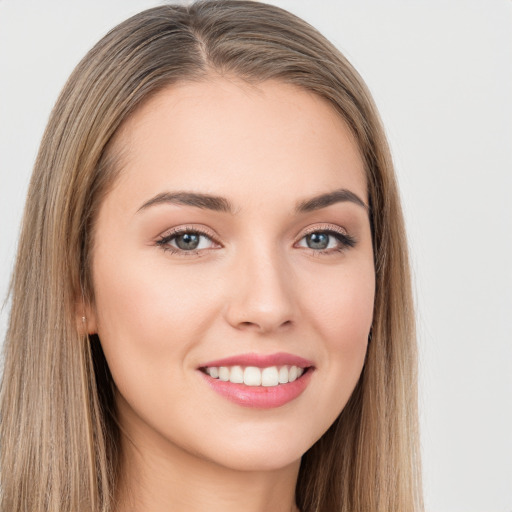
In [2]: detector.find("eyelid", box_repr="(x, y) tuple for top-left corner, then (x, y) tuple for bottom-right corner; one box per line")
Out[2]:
(157, 224), (220, 244)
(155, 222), (355, 256)
(294, 222), (356, 254)
(299, 223), (349, 238)
(155, 224), (222, 255)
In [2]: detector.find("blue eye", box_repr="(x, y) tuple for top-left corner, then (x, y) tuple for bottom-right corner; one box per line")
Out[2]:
(157, 229), (216, 253)
(297, 230), (356, 253)
(305, 232), (331, 250)
(156, 226), (356, 256)
(173, 232), (202, 250)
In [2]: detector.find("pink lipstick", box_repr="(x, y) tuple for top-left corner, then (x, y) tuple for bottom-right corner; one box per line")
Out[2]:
(198, 352), (314, 408)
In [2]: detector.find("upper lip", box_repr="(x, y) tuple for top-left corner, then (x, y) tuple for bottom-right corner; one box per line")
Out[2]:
(200, 352), (314, 369)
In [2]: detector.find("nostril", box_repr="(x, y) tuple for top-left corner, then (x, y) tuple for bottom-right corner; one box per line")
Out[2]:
(237, 319), (293, 332)
(237, 321), (259, 331)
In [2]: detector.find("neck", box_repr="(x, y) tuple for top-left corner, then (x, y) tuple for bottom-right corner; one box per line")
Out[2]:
(115, 431), (301, 512)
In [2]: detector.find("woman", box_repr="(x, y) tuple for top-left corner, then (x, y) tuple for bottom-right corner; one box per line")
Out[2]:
(0, 1), (423, 511)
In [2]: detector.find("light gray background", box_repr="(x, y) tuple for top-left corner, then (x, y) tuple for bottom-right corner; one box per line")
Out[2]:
(1, 1), (511, 511)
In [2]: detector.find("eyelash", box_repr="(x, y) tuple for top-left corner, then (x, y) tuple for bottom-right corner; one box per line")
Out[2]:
(298, 225), (356, 255)
(155, 224), (356, 257)
(156, 226), (219, 257)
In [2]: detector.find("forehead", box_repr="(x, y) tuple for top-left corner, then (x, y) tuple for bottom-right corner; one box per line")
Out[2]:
(108, 78), (367, 212)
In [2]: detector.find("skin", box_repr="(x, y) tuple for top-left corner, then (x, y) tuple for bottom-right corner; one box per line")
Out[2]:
(85, 78), (375, 512)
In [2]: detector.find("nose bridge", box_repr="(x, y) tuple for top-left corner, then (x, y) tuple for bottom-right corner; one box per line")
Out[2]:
(224, 238), (296, 333)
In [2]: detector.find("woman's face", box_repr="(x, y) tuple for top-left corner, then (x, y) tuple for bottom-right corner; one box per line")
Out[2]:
(87, 78), (375, 472)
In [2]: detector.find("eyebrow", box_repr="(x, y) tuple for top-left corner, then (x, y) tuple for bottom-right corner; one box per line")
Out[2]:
(137, 188), (368, 214)
(138, 191), (233, 213)
(295, 188), (368, 213)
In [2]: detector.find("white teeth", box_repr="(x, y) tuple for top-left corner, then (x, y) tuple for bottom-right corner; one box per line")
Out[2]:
(278, 366), (289, 384)
(204, 364), (306, 386)
(261, 366), (279, 387)
(229, 365), (244, 384)
(244, 366), (262, 386)
(218, 366), (230, 381)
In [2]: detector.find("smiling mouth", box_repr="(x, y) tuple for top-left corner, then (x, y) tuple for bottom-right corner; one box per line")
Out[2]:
(200, 365), (311, 387)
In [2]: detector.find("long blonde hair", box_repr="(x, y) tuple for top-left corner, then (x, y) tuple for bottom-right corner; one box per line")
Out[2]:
(0, 2), (423, 511)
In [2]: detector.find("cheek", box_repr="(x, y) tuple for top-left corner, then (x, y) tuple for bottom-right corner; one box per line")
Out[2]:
(90, 251), (218, 388)
(306, 260), (375, 346)
(300, 260), (374, 406)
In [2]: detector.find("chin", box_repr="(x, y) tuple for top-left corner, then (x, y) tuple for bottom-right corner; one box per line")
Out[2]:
(192, 426), (318, 473)
(206, 445), (304, 473)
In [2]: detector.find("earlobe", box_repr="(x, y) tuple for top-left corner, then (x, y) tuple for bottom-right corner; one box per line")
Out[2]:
(76, 302), (98, 335)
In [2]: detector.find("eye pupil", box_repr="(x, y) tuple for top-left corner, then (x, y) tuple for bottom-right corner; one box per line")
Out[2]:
(176, 233), (200, 250)
(307, 232), (329, 250)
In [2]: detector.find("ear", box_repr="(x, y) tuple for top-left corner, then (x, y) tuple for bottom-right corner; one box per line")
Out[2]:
(75, 300), (98, 335)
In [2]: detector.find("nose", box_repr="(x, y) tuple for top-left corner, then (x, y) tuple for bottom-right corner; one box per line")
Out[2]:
(223, 246), (296, 334)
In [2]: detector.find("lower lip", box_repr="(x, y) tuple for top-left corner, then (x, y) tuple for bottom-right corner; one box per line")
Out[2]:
(199, 369), (314, 409)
